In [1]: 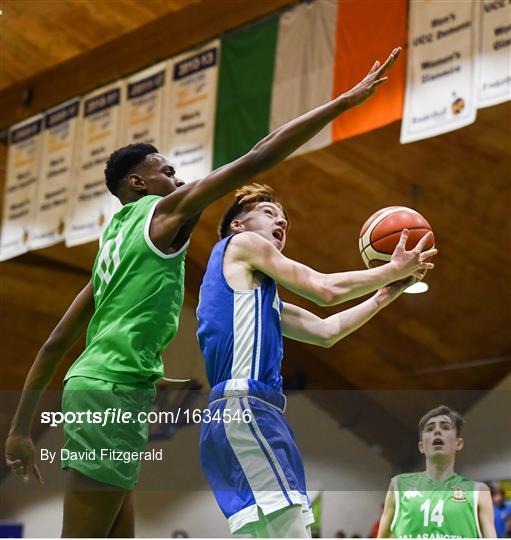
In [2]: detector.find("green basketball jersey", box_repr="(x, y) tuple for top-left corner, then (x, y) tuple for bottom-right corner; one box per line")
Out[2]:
(65, 195), (189, 384)
(391, 472), (481, 538)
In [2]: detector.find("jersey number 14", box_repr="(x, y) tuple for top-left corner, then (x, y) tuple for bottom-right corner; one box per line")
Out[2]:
(420, 499), (445, 528)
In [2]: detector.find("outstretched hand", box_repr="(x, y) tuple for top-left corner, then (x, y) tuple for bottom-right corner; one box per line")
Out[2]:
(5, 433), (43, 485)
(390, 229), (437, 281)
(339, 47), (401, 109)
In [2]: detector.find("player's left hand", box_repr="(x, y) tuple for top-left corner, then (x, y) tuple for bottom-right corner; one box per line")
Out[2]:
(5, 433), (43, 485)
(338, 47), (401, 109)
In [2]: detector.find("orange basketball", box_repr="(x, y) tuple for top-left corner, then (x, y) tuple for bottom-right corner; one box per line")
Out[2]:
(359, 206), (434, 268)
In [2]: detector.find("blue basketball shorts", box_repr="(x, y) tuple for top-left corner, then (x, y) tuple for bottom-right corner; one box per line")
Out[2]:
(199, 378), (314, 534)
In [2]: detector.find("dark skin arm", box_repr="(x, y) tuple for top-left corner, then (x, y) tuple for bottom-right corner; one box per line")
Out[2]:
(150, 48), (401, 249)
(5, 281), (95, 484)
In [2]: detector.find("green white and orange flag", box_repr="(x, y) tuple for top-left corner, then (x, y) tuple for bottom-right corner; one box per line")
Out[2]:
(212, 0), (407, 169)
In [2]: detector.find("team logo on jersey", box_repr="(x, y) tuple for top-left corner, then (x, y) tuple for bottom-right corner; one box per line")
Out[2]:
(450, 488), (467, 503)
(404, 488), (423, 499)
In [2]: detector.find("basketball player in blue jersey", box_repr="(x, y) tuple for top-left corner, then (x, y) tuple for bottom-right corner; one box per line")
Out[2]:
(197, 184), (436, 537)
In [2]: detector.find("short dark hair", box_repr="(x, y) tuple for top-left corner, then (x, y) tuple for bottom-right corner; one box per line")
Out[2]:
(418, 405), (464, 439)
(218, 183), (289, 239)
(105, 143), (158, 195)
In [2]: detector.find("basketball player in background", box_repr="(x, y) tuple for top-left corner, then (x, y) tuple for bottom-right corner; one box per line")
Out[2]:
(197, 184), (436, 538)
(378, 405), (496, 538)
(6, 49), (403, 537)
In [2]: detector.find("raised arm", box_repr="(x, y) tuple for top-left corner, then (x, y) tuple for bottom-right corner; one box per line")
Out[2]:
(478, 485), (497, 538)
(5, 281), (95, 484)
(281, 279), (412, 347)
(377, 482), (396, 538)
(230, 231), (434, 306)
(155, 48), (401, 224)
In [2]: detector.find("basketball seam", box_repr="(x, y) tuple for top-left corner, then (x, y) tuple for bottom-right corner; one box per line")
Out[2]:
(360, 226), (432, 252)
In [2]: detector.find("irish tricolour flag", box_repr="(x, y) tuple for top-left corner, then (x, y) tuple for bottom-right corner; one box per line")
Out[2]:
(213, 0), (407, 169)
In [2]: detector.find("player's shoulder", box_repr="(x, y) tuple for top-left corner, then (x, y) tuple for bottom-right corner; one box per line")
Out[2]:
(449, 474), (488, 493)
(391, 472), (424, 491)
(473, 480), (490, 492)
(138, 194), (162, 215)
(393, 472), (421, 482)
(228, 231), (269, 254)
(112, 194), (160, 227)
(231, 231), (265, 245)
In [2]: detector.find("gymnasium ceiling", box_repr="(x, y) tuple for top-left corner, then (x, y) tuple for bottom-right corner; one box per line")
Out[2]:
(0, 0), (510, 471)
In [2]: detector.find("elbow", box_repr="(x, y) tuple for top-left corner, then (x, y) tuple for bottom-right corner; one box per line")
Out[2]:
(319, 339), (335, 349)
(318, 331), (337, 348)
(315, 285), (336, 307)
(312, 274), (345, 307)
(320, 335), (339, 348)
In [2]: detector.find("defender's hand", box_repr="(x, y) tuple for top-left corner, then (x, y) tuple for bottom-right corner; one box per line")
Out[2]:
(390, 229), (437, 281)
(338, 47), (401, 109)
(5, 434), (43, 485)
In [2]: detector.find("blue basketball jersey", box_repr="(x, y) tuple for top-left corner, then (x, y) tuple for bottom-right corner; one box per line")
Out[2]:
(196, 234), (284, 391)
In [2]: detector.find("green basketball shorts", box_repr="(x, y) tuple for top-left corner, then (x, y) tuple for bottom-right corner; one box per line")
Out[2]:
(61, 376), (157, 490)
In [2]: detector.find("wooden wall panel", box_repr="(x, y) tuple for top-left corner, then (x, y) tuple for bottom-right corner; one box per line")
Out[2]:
(0, 0), (298, 129)
(1, 1), (201, 91)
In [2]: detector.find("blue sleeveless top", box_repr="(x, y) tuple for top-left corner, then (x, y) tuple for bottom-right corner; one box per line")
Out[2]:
(196, 234), (284, 392)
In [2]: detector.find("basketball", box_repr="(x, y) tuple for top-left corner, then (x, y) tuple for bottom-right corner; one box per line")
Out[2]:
(359, 206), (435, 268)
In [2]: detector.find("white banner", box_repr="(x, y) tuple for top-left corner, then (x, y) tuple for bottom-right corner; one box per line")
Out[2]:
(270, 1), (337, 157)
(0, 116), (43, 261)
(163, 41), (220, 182)
(123, 62), (167, 149)
(477, 0), (511, 108)
(401, 1), (479, 144)
(66, 83), (124, 247)
(30, 100), (80, 249)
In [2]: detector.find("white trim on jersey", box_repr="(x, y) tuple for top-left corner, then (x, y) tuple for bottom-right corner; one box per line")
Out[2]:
(390, 477), (400, 532)
(232, 291), (257, 378)
(253, 289), (262, 379)
(143, 200), (190, 259)
(473, 487), (482, 538)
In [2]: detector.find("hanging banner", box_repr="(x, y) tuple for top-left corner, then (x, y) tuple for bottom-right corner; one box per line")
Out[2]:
(163, 40), (220, 182)
(477, 0), (511, 108)
(270, 1), (337, 156)
(400, 0), (479, 144)
(30, 99), (80, 249)
(123, 62), (167, 149)
(66, 83), (124, 247)
(332, 0), (407, 141)
(213, 15), (279, 169)
(0, 116), (43, 261)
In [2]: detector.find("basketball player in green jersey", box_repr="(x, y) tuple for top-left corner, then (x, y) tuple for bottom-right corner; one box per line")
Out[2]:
(378, 405), (496, 538)
(6, 49), (402, 537)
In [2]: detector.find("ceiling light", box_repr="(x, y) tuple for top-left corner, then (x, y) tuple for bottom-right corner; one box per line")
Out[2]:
(404, 281), (429, 294)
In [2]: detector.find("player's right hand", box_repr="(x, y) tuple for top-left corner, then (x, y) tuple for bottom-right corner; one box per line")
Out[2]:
(390, 229), (437, 280)
(5, 433), (43, 485)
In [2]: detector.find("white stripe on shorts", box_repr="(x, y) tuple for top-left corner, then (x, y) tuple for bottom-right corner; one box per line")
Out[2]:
(224, 397), (290, 513)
